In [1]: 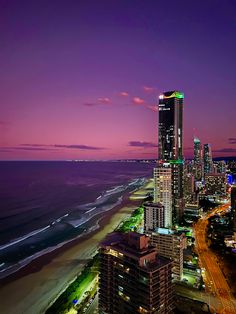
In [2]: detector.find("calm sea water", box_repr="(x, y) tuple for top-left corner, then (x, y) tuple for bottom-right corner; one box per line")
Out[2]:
(0, 161), (152, 278)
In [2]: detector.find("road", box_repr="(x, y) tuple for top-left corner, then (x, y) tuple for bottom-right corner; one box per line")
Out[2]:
(194, 204), (236, 313)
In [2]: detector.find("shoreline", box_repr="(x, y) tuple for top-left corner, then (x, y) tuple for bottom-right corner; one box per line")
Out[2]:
(0, 179), (152, 314)
(0, 177), (146, 281)
(0, 192), (139, 286)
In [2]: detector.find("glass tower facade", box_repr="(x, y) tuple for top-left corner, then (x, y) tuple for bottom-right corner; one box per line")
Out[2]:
(158, 91), (184, 223)
(203, 143), (213, 175)
(194, 137), (202, 164)
(158, 91), (183, 161)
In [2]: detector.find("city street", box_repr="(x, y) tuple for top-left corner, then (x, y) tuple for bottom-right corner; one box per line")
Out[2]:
(194, 204), (236, 313)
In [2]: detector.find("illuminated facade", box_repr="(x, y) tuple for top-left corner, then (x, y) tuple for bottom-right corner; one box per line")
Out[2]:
(203, 144), (213, 175)
(216, 160), (226, 174)
(183, 172), (195, 202)
(231, 185), (236, 230)
(158, 91), (183, 161)
(99, 232), (174, 314)
(153, 165), (172, 228)
(194, 137), (202, 164)
(193, 137), (203, 180)
(144, 202), (165, 231)
(205, 173), (226, 195)
(158, 90), (184, 223)
(150, 229), (187, 281)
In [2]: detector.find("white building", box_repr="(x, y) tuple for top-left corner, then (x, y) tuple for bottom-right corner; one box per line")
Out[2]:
(154, 164), (172, 228)
(144, 202), (165, 232)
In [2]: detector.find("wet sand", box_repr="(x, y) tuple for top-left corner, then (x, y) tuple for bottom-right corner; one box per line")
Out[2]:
(0, 180), (151, 314)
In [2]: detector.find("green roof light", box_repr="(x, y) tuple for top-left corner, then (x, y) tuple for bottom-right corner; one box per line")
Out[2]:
(160, 91), (184, 100)
(169, 159), (184, 164)
(176, 92), (184, 99)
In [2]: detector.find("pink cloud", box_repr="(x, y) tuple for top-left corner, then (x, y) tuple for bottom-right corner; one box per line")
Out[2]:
(97, 97), (111, 104)
(119, 92), (129, 97)
(132, 97), (145, 105)
(146, 105), (158, 112)
(129, 141), (157, 148)
(143, 86), (156, 93)
(83, 103), (97, 106)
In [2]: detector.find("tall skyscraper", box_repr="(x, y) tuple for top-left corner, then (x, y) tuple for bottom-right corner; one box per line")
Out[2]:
(158, 91), (184, 223)
(216, 160), (226, 174)
(203, 143), (213, 174)
(99, 232), (174, 314)
(158, 91), (183, 161)
(194, 137), (202, 164)
(153, 165), (172, 228)
(193, 137), (203, 180)
(231, 185), (236, 229)
(183, 172), (195, 201)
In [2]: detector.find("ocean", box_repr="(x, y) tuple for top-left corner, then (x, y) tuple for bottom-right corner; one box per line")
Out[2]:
(0, 161), (153, 279)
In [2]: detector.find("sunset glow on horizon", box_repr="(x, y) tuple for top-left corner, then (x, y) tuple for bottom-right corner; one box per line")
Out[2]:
(1, 0), (236, 160)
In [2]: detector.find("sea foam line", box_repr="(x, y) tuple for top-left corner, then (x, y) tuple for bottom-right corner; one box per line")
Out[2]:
(0, 213), (70, 252)
(0, 225), (51, 251)
(0, 218), (102, 279)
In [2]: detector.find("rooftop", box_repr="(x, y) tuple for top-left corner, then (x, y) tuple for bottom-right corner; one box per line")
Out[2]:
(159, 90), (184, 100)
(100, 232), (172, 270)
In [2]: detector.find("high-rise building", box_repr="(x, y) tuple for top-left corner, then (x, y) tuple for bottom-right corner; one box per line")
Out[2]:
(194, 137), (202, 164)
(144, 202), (165, 231)
(193, 137), (203, 180)
(99, 232), (174, 314)
(216, 160), (226, 174)
(183, 172), (195, 199)
(192, 163), (203, 181)
(231, 185), (236, 229)
(184, 203), (202, 223)
(153, 164), (172, 228)
(158, 91), (184, 161)
(158, 91), (184, 223)
(205, 173), (226, 196)
(150, 229), (187, 281)
(203, 144), (213, 175)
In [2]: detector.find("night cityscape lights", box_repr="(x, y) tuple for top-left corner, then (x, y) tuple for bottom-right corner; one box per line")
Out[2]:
(0, 2), (236, 314)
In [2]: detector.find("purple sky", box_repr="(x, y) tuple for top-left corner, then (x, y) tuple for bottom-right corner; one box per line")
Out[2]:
(1, 0), (236, 160)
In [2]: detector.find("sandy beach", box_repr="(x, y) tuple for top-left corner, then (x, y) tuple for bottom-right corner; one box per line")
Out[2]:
(0, 180), (152, 314)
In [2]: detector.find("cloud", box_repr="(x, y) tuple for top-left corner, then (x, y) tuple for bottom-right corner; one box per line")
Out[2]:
(97, 97), (111, 104)
(21, 144), (47, 147)
(0, 146), (54, 151)
(54, 144), (105, 150)
(143, 86), (155, 93)
(213, 148), (236, 153)
(132, 97), (145, 105)
(83, 103), (97, 107)
(228, 138), (236, 144)
(128, 141), (158, 148)
(119, 92), (129, 97)
(83, 97), (111, 107)
(0, 149), (13, 153)
(0, 144), (106, 152)
(146, 105), (158, 112)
